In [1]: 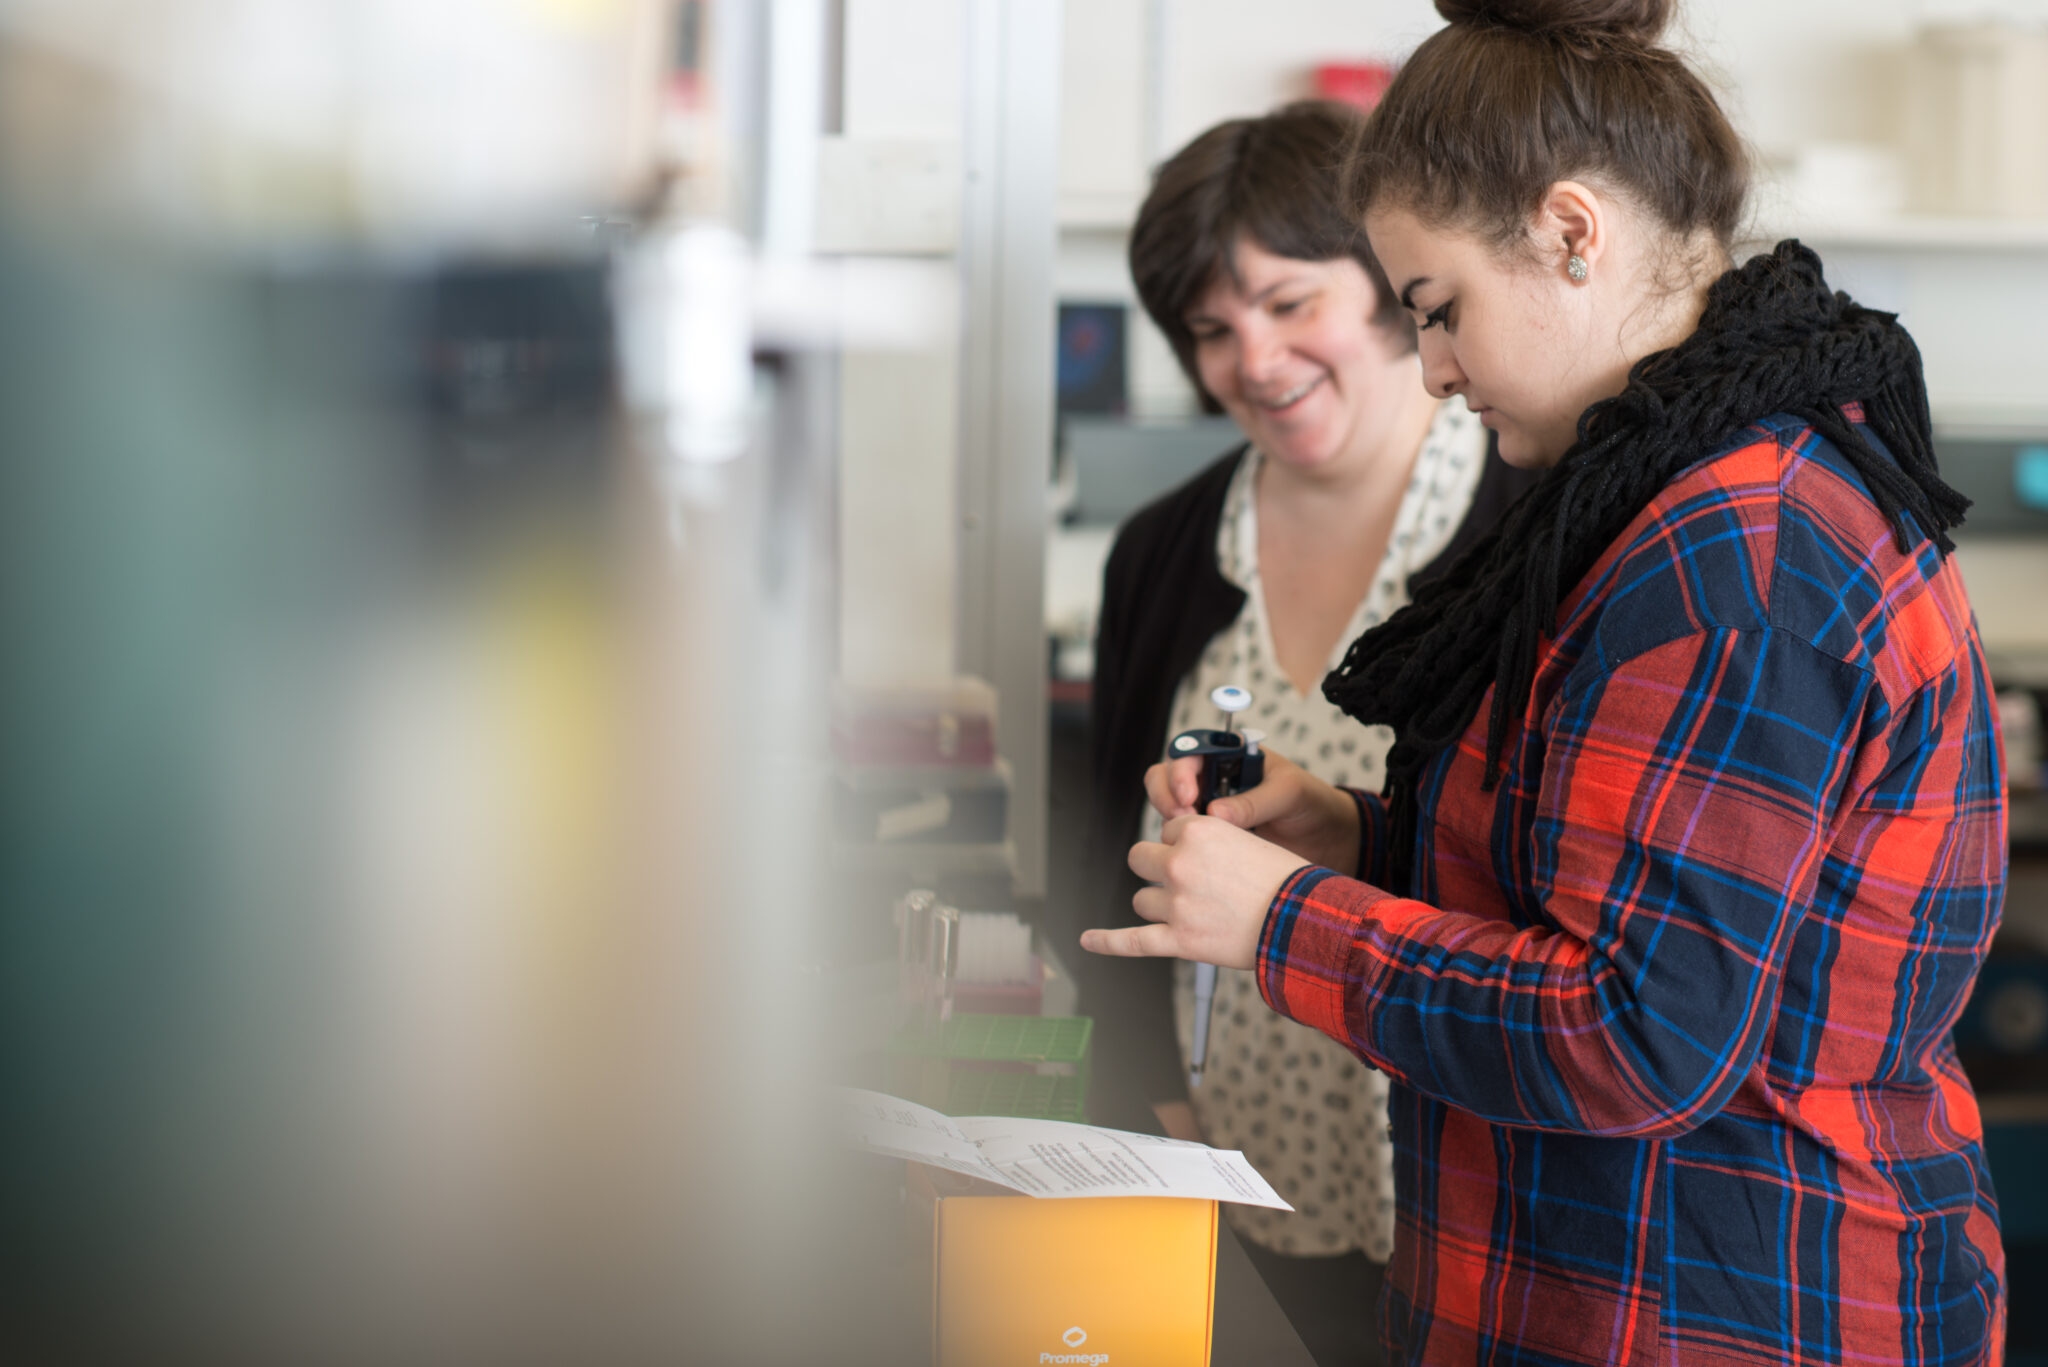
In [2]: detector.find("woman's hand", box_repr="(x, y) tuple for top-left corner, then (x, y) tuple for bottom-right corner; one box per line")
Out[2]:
(1080, 813), (1309, 968)
(1143, 747), (1361, 877)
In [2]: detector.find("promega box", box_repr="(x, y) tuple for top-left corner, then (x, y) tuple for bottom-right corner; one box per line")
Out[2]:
(841, 1087), (1282, 1364)
(929, 1191), (1217, 1367)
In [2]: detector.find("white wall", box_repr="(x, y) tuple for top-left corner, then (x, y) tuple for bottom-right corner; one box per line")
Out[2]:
(1153, 0), (1439, 158)
(836, 0), (965, 686)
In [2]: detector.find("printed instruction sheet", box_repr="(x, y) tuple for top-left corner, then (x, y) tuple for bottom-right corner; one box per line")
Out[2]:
(837, 1087), (1293, 1209)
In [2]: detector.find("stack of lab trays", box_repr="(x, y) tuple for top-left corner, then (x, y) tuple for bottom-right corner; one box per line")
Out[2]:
(830, 677), (1014, 887)
(890, 892), (1091, 1122)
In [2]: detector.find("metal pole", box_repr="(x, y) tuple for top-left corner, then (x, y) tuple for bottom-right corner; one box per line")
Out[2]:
(955, 0), (1060, 900)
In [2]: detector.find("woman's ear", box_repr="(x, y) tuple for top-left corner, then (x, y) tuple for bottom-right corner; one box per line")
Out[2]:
(1533, 180), (1607, 282)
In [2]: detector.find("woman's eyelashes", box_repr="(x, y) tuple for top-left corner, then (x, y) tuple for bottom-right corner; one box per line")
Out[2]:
(1418, 301), (1452, 332)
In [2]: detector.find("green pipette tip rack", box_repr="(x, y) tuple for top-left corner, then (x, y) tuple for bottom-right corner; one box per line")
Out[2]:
(942, 1068), (1089, 1123)
(886, 1013), (1093, 1122)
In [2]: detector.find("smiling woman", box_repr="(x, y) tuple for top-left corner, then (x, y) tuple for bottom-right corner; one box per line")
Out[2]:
(1081, 99), (1536, 1364)
(1184, 241), (1431, 495)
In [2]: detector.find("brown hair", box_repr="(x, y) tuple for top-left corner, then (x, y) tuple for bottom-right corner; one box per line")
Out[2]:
(1349, 0), (1748, 253)
(1129, 101), (1414, 415)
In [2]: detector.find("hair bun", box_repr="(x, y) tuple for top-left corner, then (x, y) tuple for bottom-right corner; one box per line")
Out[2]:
(1434, 0), (1672, 44)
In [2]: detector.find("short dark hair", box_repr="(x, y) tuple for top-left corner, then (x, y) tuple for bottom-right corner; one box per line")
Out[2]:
(1128, 101), (1415, 415)
(1348, 0), (1748, 254)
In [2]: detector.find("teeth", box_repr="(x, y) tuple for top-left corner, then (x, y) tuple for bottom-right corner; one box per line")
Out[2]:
(1265, 377), (1318, 409)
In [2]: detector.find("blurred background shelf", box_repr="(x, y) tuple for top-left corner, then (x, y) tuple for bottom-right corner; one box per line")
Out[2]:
(1764, 216), (2048, 252)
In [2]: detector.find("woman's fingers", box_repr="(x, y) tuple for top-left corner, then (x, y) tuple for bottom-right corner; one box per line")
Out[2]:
(1079, 922), (1180, 958)
(1127, 838), (1169, 886)
(1131, 882), (1171, 924)
(1141, 761), (1179, 818)
(1085, 815), (1306, 970)
(1205, 749), (1304, 828)
(1143, 756), (1207, 820)
(1203, 750), (1360, 874)
(1091, 751), (1334, 969)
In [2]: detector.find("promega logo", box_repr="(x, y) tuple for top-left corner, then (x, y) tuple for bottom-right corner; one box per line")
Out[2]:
(1038, 1324), (1108, 1365)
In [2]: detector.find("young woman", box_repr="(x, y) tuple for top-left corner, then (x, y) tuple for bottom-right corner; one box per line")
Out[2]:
(1084, 4), (2009, 1364)
(1085, 100), (1531, 1357)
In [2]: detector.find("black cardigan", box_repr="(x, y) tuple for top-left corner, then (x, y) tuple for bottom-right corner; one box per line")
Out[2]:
(1079, 437), (1539, 1112)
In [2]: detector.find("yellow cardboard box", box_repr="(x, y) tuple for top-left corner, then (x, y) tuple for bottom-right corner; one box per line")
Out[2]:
(931, 1192), (1217, 1367)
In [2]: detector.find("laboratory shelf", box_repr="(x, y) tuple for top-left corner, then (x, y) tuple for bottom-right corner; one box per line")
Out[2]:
(1754, 216), (2048, 253)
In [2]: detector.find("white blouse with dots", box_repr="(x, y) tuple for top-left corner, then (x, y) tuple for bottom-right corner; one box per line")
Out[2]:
(1141, 395), (1488, 1261)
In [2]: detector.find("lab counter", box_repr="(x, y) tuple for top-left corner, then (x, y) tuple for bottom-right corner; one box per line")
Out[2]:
(1211, 1220), (1323, 1365)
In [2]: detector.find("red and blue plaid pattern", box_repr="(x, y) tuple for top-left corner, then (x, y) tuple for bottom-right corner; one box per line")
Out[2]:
(1258, 413), (2007, 1365)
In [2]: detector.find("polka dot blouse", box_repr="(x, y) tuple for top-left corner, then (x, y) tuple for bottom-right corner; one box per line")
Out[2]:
(1141, 396), (1487, 1261)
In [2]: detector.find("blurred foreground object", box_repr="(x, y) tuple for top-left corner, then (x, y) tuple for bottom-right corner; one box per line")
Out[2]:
(0, 0), (899, 1362)
(0, 0), (668, 253)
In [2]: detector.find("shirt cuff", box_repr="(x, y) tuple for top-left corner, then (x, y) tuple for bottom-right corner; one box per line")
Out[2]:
(1345, 786), (1386, 884)
(1255, 864), (1395, 1043)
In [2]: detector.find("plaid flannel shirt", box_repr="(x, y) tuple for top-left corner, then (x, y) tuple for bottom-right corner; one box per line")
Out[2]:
(1258, 413), (2007, 1366)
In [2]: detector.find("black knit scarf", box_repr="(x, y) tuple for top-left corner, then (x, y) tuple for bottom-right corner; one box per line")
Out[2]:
(1322, 240), (1969, 893)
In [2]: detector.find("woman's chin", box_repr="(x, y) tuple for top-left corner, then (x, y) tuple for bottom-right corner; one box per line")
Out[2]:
(1494, 429), (1560, 471)
(1247, 415), (1342, 470)
(1260, 438), (1342, 474)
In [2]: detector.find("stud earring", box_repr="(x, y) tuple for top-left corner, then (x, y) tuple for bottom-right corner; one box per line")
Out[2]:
(1567, 254), (1589, 283)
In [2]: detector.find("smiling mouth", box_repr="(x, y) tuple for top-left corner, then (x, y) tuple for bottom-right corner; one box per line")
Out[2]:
(1257, 376), (1323, 412)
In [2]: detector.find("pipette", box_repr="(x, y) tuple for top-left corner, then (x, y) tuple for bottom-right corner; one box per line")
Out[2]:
(1169, 685), (1264, 1089)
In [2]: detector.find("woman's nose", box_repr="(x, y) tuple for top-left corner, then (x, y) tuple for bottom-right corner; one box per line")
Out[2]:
(1418, 336), (1463, 399)
(1237, 326), (1285, 383)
